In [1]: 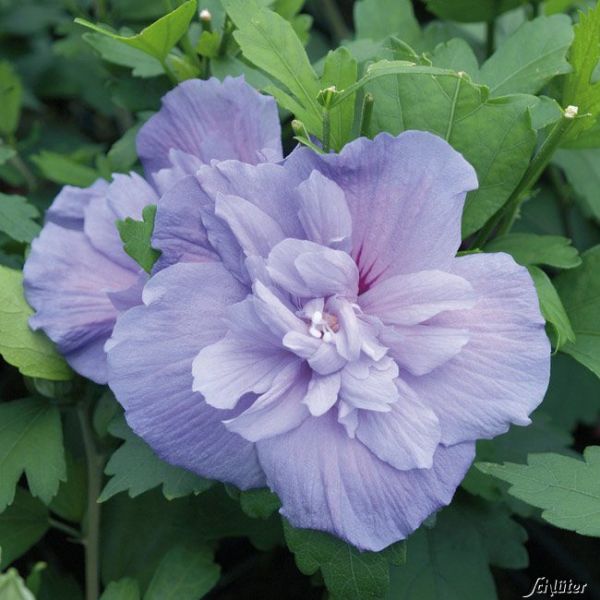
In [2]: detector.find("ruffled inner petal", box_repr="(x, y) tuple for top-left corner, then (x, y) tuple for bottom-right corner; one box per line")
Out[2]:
(296, 170), (352, 252)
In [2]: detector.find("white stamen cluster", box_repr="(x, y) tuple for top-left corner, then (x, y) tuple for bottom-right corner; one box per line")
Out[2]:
(308, 310), (334, 342)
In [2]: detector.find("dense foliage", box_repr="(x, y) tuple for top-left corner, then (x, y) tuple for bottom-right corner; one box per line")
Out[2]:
(0, 0), (599, 598)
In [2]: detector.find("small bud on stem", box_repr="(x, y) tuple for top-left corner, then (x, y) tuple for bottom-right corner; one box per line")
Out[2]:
(199, 9), (213, 32)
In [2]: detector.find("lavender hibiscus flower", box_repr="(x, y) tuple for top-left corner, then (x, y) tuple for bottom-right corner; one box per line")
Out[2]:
(106, 131), (551, 550)
(23, 77), (282, 383)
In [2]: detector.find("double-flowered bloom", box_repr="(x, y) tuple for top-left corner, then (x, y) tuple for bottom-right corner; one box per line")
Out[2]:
(25, 77), (551, 551)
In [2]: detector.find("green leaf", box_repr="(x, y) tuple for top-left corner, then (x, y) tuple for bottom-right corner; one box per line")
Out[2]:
(543, 353), (600, 431)
(562, 1), (600, 141)
(93, 390), (123, 439)
(107, 121), (146, 173)
(239, 488), (281, 519)
(272, 0), (304, 20)
(545, 0), (579, 14)
(166, 54), (201, 81)
(364, 68), (537, 236)
(210, 55), (273, 90)
(0, 488), (49, 569)
(145, 546), (220, 600)
(24, 562), (46, 597)
(0, 146), (16, 165)
(117, 204), (161, 274)
(99, 578), (140, 600)
(83, 33), (163, 78)
(385, 502), (497, 600)
(554, 148), (600, 221)
(354, 0), (420, 44)
(0, 62), (22, 136)
(478, 446), (600, 536)
(31, 565), (83, 600)
(429, 38), (480, 76)
(223, 0), (323, 138)
(0, 398), (66, 511)
(0, 569), (35, 600)
(512, 185), (600, 252)
(283, 521), (405, 600)
(49, 455), (87, 523)
(101, 487), (281, 588)
(27, 563), (83, 600)
(75, 0), (197, 62)
(453, 495), (528, 570)
(528, 265), (575, 349)
(31, 151), (100, 187)
(424, 0), (529, 23)
(555, 245), (600, 377)
(320, 48), (358, 151)
(0, 266), (72, 380)
(485, 233), (581, 268)
(196, 31), (221, 58)
(479, 15), (573, 96)
(0, 194), (40, 244)
(463, 411), (573, 503)
(529, 95), (564, 130)
(99, 417), (211, 502)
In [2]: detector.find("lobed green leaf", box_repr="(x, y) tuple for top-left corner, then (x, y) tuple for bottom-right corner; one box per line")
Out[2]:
(555, 245), (600, 378)
(117, 204), (162, 274)
(0, 266), (72, 381)
(479, 15), (573, 97)
(0, 398), (67, 511)
(528, 265), (575, 349)
(75, 0), (197, 62)
(478, 446), (600, 536)
(99, 417), (211, 502)
(0, 488), (49, 570)
(284, 521), (405, 600)
(144, 546), (220, 600)
(0, 194), (40, 244)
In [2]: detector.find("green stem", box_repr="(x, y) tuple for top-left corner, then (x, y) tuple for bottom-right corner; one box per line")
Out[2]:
(9, 152), (37, 191)
(49, 517), (82, 539)
(2, 139), (37, 190)
(218, 17), (233, 57)
(321, 0), (351, 43)
(496, 105), (578, 237)
(78, 401), (104, 600)
(322, 109), (331, 153)
(470, 105), (579, 247)
(180, 32), (201, 69)
(359, 93), (375, 138)
(549, 164), (574, 239)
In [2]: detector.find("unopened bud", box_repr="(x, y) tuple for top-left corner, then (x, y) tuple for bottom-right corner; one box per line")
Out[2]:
(291, 119), (307, 138)
(199, 8), (213, 32)
(564, 105), (579, 119)
(317, 85), (338, 108)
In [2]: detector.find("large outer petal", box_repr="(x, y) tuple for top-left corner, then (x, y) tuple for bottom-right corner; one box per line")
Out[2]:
(286, 132), (478, 289)
(106, 262), (265, 489)
(257, 412), (475, 551)
(137, 76), (283, 180)
(404, 252), (551, 444)
(46, 179), (109, 230)
(24, 224), (138, 383)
